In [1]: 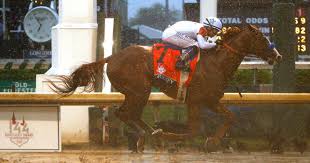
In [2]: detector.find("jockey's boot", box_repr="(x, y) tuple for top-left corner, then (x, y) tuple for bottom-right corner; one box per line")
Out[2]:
(175, 46), (196, 72)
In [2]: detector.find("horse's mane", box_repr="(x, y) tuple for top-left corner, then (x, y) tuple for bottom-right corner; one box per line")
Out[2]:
(221, 27), (242, 41)
(201, 26), (243, 55)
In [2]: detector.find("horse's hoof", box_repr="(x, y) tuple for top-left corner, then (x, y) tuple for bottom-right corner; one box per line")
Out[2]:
(137, 147), (144, 153)
(137, 138), (145, 153)
(204, 137), (220, 153)
(223, 146), (234, 153)
(152, 129), (163, 136)
(168, 148), (177, 153)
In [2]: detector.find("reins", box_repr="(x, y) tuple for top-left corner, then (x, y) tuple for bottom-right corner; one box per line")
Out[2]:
(223, 43), (240, 55)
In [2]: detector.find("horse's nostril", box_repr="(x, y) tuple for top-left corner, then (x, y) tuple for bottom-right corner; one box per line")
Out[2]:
(276, 55), (282, 61)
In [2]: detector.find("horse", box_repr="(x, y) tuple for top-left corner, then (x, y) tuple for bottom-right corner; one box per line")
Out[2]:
(49, 24), (282, 152)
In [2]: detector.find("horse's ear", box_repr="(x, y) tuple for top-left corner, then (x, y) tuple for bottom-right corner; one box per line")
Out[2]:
(247, 24), (258, 32)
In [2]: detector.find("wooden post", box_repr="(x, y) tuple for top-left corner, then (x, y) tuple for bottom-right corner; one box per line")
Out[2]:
(89, 106), (103, 145)
(271, 0), (296, 134)
(2, 0), (6, 40)
(272, 0), (296, 93)
(103, 0), (123, 144)
(89, 0), (105, 145)
(153, 102), (161, 123)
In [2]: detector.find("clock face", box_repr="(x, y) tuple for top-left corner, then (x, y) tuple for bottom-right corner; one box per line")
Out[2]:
(24, 6), (58, 43)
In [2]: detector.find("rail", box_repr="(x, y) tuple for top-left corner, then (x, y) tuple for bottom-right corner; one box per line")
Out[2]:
(0, 93), (310, 105)
(239, 61), (310, 69)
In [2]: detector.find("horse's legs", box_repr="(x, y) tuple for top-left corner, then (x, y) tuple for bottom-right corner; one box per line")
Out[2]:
(135, 119), (156, 133)
(114, 99), (145, 153)
(129, 94), (156, 152)
(152, 104), (202, 141)
(114, 93), (151, 152)
(207, 103), (235, 145)
(187, 104), (202, 136)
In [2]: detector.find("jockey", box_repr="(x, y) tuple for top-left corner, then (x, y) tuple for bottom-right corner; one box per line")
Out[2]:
(162, 17), (223, 71)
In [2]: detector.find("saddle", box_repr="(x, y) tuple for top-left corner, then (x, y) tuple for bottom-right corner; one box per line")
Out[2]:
(152, 43), (200, 101)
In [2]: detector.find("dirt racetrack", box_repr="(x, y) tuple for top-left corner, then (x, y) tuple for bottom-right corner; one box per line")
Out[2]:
(0, 149), (309, 163)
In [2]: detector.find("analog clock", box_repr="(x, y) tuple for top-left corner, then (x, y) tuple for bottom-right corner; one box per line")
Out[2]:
(24, 6), (58, 43)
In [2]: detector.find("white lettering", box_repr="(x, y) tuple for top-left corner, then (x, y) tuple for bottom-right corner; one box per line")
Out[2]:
(15, 82), (28, 88)
(16, 88), (35, 92)
(259, 27), (270, 34)
(219, 17), (242, 24)
(245, 18), (269, 24)
(246, 18), (252, 24)
(263, 18), (269, 24)
(220, 17), (269, 24)
(3, 89), (12, 92)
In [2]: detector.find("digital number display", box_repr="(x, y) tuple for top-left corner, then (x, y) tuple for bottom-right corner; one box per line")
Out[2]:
(295, 6), (307, 54)
(295, 17), (307, 53)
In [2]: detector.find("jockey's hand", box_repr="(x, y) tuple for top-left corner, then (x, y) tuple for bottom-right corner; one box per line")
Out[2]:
(215, 39), (223, 45)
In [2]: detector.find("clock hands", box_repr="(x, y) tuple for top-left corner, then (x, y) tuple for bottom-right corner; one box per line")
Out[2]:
(34, 16), (41, 24)
(34, 16), (42, 32)
(37, 24), (42, 32)
(25, 7), (58, 42)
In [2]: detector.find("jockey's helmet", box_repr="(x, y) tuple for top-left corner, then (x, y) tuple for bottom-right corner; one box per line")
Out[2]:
(203, 17), (223, 32)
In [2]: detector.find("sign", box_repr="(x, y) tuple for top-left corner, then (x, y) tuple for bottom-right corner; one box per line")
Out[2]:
(217, 3), (309, 55)
(219, 17), (271, 38)
(0, 105), (60, 151)
(5, 112), (34, 147)
(0, 81), (36, 92)
(295, 6), (307, 55)
(23, 50), (52, 59)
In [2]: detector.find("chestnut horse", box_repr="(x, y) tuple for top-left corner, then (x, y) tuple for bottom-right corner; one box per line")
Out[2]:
(49, 24), (282, 152)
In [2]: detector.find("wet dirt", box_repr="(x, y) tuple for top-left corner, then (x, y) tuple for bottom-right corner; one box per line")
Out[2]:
(0, 150), (309, 163)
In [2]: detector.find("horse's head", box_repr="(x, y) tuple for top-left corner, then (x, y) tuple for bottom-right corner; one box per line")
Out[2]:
(244, 24), (282, 64)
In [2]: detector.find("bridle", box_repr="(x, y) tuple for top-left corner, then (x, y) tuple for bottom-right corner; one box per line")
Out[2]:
(218, 29), (276, 98)
(221, 30), (275, 58)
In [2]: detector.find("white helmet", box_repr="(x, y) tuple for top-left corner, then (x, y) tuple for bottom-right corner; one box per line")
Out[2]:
(203, 17), (223, 31)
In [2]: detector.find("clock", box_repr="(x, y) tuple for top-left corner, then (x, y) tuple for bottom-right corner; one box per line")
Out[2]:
(24, 6), (58, 43)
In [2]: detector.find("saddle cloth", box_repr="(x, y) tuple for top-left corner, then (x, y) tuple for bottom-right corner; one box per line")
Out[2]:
(153, 43), (199, 87)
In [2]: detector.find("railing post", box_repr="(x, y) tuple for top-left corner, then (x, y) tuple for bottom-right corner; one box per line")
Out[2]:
(88, 106), (103, 145)
(152, 102), (161, 123)
(272, 0), (296, 93)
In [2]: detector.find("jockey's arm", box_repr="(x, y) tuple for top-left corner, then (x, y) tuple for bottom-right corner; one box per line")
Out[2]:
(197, 34), (217, 49)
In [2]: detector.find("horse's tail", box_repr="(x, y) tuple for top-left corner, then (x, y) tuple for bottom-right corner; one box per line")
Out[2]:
(48, 57), (109, 96)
